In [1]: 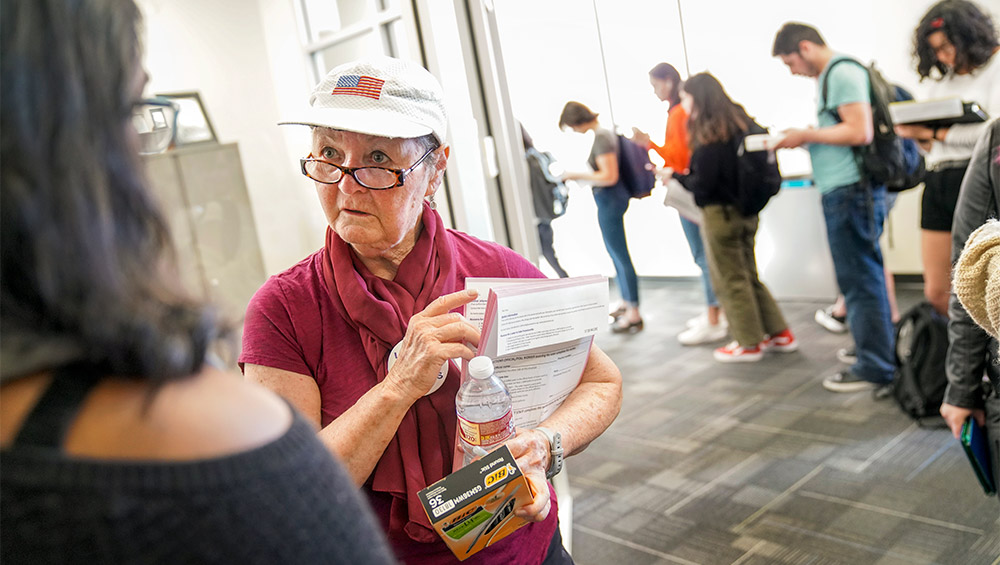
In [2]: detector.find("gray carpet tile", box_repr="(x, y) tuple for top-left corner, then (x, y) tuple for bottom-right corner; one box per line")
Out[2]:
(571, 279), (1000, 565)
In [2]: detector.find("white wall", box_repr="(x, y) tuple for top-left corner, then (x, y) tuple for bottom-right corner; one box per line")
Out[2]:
(138, 0), (327, 276)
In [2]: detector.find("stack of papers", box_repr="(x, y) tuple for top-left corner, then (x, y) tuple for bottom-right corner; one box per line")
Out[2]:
(889, 97), (988, 127)
(463, 275), (608, 431)
(744, 134), (785, 152)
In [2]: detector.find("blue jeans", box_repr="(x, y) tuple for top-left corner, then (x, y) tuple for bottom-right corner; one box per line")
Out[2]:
(822, 182), (895, 384)
(593, 186), (639, 305)
(679, 215), (718, 307)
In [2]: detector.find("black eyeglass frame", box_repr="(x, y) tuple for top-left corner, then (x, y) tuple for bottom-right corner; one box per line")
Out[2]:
(299, 145), (438, 190)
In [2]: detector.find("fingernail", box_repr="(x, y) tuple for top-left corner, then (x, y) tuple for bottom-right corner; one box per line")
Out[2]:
(467, 289), (479, 297)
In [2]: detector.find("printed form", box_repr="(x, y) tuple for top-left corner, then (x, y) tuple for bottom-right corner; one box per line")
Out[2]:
(464, 276), (608, 429)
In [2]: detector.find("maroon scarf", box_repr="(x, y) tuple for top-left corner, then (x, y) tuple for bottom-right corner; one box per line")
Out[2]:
(321, 202), (461, 543)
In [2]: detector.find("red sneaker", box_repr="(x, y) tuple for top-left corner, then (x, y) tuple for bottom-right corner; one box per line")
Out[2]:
(713, 341), (763, 363)
(762, 329), (798, 353)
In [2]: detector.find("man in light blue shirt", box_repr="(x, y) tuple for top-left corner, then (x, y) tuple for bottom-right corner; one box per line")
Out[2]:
(772, 22), (895, 394)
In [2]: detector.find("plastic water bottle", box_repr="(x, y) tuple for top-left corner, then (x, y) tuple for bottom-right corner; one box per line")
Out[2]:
(456, 356), (515, 467)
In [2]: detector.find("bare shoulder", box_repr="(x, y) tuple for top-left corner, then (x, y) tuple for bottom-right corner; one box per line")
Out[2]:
(62, 367), (295, 461)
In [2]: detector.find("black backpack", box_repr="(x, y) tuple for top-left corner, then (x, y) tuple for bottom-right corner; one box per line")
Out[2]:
(525, 147), (569, 219)
(616, 134), (655, 199)
(821, 58), (925, 192)
(734, 120), (782, 216)
(892, 302), (949, 422)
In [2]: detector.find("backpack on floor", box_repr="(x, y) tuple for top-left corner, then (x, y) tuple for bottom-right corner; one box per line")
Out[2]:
(821, 58), (926, 192)
(617, 134), (655, 199)
(734, 120), (782, 216)
(892, 302), (949, 422)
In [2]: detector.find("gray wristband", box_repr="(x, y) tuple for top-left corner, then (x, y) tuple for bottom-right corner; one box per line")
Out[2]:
(535, 427), (563, 480)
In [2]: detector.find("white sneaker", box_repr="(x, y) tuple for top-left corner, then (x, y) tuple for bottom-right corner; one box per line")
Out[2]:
(678, 322), (728, 345)
(814, 306), (848, 334)
(686, 311), (727, 329)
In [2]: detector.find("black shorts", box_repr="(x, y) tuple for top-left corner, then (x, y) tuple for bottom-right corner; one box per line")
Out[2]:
(920, 165), (969, 232)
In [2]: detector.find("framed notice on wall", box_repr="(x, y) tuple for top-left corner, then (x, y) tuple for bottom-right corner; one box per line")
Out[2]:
(156, 91), (218, 147)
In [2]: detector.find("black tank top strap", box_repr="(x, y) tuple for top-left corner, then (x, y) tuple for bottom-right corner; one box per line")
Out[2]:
(12, 365), (103, 449)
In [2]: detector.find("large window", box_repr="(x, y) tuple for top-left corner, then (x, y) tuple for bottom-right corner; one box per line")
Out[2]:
(300, 0), (413, 80)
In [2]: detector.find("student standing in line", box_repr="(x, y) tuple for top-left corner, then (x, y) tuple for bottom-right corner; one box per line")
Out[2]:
(772, 23), (895, 394)
(666, 73), (798, 363)
(521, 124), (570, 278)
(633, 63), (728, 346)
(896, 0), (1000, 317)
(561, 101), (644, 333)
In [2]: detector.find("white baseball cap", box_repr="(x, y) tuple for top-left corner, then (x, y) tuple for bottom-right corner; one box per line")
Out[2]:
(280, 56), (448, 144)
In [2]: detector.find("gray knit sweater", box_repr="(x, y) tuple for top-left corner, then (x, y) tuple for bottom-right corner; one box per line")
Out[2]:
(1, 410), (398, 564)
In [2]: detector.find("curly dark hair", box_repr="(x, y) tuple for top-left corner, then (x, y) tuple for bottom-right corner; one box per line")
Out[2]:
(913, 0), (999, 79)
(1, 0), (224, 382)
(682, 73), (751, 151)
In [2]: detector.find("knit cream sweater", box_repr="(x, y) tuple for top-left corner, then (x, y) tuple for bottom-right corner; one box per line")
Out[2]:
(954, 219), (1000, 339)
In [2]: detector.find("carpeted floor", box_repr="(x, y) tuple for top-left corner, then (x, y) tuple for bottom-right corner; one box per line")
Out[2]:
(569, 278), (1000, 565)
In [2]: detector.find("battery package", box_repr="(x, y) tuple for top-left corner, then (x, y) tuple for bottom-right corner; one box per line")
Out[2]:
(417, 446), (535, 560)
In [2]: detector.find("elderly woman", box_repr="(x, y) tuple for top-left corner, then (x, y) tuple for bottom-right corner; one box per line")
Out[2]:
(240, 57), (622, 564)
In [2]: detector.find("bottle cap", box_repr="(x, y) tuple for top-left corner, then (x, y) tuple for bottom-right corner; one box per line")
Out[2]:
(468, 356), (494, 379)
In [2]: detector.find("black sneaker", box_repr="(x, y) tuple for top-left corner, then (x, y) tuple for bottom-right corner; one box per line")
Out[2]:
(837, 347), (857, 365)
(822, 371), (878, 393)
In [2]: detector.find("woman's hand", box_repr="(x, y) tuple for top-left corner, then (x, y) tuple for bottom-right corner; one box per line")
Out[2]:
(631, 127), (651, 149)
(940, 403), (985, 439)
(895, 124), (933, 141)
(654, 166), (674, 182)
(506, 428), (552, 522)
(383, 289), (481, 403)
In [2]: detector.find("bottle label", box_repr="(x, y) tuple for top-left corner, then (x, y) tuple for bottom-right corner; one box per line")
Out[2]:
(457, 408), (514, 447)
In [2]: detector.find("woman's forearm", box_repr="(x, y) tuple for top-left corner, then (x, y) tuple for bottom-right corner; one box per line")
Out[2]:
(536, 347), (622, 457)
(317, 380), (416, 485)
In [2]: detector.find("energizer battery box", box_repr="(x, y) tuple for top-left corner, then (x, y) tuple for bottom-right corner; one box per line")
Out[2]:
(417, 445), (535, 560)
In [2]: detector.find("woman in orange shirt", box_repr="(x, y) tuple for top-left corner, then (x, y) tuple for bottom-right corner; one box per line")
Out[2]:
(634, 63), (727, 345)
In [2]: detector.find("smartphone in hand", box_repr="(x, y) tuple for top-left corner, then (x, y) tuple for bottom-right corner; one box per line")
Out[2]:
(961, 416), (997, 496)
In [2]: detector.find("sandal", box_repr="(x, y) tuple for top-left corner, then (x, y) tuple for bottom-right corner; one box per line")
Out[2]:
(609, 305), (627, 319)
(611, 317), (644, 334)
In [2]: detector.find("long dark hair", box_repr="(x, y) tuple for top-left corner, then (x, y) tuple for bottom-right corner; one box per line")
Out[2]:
(683, 73), (751, 150)
(649, 62), (682, 107)
(914, 0), (999, 79)
(1, 0), (222, 383)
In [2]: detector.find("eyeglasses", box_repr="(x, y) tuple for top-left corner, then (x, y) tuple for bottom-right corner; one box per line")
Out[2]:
(132, 98), (179, 155)
(299, 145), (437, 190)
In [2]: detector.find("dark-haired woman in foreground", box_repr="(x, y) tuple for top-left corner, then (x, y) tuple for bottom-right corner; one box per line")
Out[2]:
(0, 1), (396, 563)
(896, 0), (1000, 317)
(668, 73), (797, 364)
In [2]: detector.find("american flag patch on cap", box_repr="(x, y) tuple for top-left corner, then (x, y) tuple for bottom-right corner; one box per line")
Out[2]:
(331, 75), (385, 99)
